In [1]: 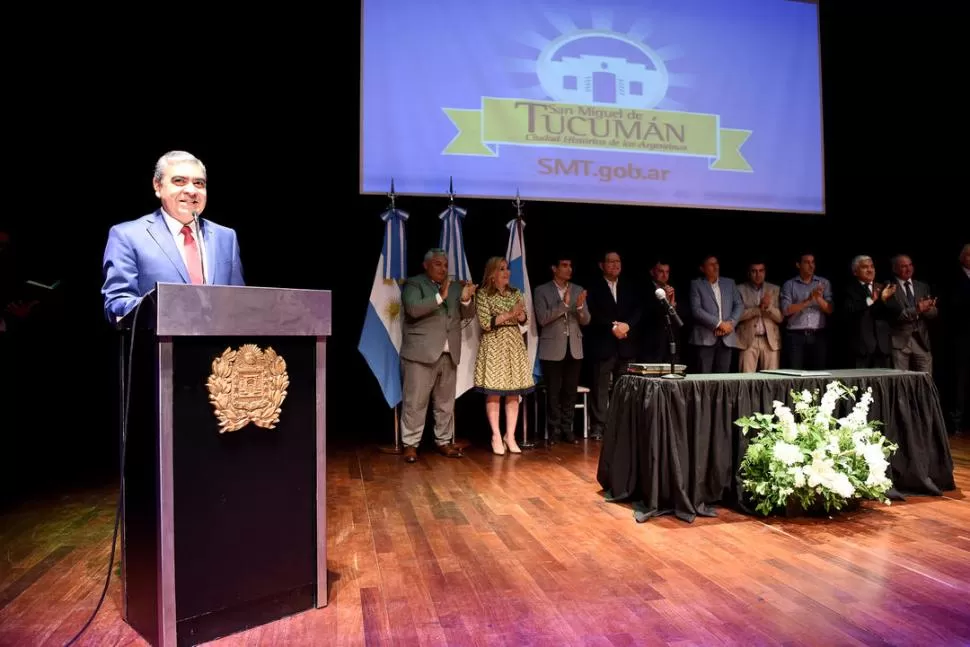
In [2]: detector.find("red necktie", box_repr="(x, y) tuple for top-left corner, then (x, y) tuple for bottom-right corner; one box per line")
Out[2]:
(180, 225), (204, 285)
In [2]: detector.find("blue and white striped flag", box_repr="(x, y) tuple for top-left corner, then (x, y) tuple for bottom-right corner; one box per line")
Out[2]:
(506, 217), (541, 380)
(439, 204), (480, 398)
(358, 207), (409, 407)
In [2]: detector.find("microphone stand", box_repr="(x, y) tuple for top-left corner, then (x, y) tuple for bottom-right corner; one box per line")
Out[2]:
(661, 313), (684, 380)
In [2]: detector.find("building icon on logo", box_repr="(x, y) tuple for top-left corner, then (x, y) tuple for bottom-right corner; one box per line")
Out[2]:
(536, 31), (671, 109)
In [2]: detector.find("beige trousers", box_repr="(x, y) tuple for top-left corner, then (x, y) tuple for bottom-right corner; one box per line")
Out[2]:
(739, 336), (780, 373)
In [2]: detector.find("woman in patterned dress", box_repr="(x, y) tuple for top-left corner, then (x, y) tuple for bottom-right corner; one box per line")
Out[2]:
(474, 257), (535, 455)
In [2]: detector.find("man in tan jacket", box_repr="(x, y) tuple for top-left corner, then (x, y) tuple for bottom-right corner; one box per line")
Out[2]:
(736, 262), (783, 372)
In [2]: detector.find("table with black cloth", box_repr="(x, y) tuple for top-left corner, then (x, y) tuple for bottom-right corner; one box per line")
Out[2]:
(596, 369), (956, 523)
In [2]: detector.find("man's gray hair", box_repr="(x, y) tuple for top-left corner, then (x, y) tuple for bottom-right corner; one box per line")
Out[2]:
(891, 254), (911, 270)
(154, 150), (206, 183)
(424, 247), (447, 262)
(850, 254), (872, 273)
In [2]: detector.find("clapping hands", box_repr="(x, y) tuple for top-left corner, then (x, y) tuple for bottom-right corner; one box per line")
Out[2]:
(612, 321), (630, 339)
(759, 290), (772, 310)
(461, 281), (477, 302)
(879, 283), (896, 301)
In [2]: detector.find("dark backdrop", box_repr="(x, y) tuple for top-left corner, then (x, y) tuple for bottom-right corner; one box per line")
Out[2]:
(0, 5), (963, 505)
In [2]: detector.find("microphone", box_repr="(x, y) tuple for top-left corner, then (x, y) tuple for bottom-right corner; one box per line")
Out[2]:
(191, 211), (207, 284)
(654, 287), (683, 327)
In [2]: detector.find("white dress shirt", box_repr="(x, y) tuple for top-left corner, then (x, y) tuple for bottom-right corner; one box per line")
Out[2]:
(709, 279), (723, 323)
(432, 282), (472, 353)
(161, 209), (210, 283)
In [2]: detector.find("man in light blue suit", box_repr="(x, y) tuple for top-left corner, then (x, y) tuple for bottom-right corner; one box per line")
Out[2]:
(101, 151), (245, 321)
(688, 254), (744, 373)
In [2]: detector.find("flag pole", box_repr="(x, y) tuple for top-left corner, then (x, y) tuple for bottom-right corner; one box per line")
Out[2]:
(445, 176), (471, 449)
(379, 178), (404, 455)
(513, 189), (537, 450)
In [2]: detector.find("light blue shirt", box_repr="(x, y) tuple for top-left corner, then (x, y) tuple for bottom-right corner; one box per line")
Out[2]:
(780, 275), (830, 330)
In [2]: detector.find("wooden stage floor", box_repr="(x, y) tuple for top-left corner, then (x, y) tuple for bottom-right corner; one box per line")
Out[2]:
(2, 437), (969, 646)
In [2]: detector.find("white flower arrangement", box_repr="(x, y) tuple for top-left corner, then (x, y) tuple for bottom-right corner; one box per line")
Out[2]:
(735, 381), (899, 516)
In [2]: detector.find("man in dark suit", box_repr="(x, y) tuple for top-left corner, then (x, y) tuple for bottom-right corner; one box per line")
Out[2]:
(885, 254), (937, 374)
(535, 256), (590, 444)
(585, 251), (642, 440)
(688, 254), (743, 373)
(841, 255), (895, 368)
(640, 259), (685, 362)
(946, 244), (970, 435)
(399, 248), (476, 462)
(101, 151), (245, 321)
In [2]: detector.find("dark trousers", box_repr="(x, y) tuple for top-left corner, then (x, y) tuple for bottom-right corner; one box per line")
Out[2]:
(785, 329), (827, 370)
(693, 340), (732, 374)
(590, 355), (629, 435)
(854, 351), (891, 369)
(541, 347), (582, 440)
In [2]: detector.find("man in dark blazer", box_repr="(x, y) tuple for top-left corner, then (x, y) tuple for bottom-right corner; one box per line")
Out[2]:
(688, 254), (743, 373)
(585, 251), (642, 440)
(885, 254), (937, 374)
(639, 259), (685, 362)
(841, 255), (895, 368)
(535, 256), (590, 444)
(399, 248), (477, 462)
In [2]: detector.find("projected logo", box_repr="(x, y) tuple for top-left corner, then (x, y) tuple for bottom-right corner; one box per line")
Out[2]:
(535, 30), (671, 110)
(441, 11), (753, 173)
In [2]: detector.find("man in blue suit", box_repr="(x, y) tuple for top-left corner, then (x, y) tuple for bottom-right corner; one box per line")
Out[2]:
(688, 254), (743, 373)
(101, 151), (245, 321)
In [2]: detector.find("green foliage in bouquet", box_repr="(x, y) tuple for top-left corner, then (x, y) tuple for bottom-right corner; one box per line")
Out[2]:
(736, 381), (898, 516)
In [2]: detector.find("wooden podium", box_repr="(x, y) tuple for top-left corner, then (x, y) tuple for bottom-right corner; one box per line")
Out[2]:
(117, 282), (331, 647)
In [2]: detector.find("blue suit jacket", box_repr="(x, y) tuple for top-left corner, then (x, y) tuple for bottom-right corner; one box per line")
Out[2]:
(689, 276), (744, 348)
(101, 209), (245, 320)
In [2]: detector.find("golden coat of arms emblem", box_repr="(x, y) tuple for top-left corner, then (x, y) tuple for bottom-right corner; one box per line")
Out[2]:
(206, 344), (289, 433)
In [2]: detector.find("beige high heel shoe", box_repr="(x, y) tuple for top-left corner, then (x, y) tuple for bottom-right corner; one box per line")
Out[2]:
(491, 435), (506, 455)
(504, 434), (522, 454)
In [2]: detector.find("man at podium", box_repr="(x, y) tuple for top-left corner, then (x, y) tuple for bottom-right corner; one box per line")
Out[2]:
(101, 150), (246, 320)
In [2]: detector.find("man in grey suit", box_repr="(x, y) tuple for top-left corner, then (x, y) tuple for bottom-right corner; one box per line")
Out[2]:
(688, 255), (744, 373)
(886, 254), (937, 374)
(400, 248), (477, 463)
(535, 257), (590, 444)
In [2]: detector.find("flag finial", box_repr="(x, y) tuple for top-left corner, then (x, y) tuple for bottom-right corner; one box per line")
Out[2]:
(513, 188), (524, 219)
(448, 176), (455, 204)
(388, 178), (396, 210)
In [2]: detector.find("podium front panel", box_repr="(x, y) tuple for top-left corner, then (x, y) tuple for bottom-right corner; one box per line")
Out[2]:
(171, 336), (317, 644)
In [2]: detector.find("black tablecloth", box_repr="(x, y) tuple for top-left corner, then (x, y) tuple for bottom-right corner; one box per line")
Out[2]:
(596, 369), (956, 523)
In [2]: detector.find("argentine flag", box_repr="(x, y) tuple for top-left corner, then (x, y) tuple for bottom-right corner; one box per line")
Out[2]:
(358, 207), (409, 408)
(506, 218), (541, 380)
(439, 204), (480, 398)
